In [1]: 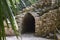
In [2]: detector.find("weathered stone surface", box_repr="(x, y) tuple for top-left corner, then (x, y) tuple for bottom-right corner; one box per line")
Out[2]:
(57, 7), (60, 30)
(15, 7), (60, 40)
(15, 0), (60, 39)
(35, 9), (60, 38)
(2, 0), (60, 38)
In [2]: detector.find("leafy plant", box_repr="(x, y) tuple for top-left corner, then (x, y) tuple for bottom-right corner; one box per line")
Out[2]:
(0, 0), (19, 40)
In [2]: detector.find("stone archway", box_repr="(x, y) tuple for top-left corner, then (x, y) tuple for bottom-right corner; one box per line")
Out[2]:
(22, 13), (35, 33)
(16, 12), (40, 34)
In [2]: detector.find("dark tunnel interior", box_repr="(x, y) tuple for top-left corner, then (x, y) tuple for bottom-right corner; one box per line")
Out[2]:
(22, 13), (35, 33)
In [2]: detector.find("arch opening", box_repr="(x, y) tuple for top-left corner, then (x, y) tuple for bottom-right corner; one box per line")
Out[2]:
(22, 13), (35, 33)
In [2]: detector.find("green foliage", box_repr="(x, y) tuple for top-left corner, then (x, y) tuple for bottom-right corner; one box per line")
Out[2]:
(7, 0), (19, 15)
(0, 0), (19, 40)
(29, 0), (38, 4)
(19, 0), (39, 10)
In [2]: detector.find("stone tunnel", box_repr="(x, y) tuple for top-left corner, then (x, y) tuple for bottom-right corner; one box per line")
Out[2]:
(16, 12), (40, 34)
(22, 13), (35, 33)
(15, 8), (60, 38)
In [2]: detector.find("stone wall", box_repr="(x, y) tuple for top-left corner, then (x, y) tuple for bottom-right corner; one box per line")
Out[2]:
(15, 12), (39, 33)
(15, 8), (60, 39)
(35, 9), (58, 38)
(15, 0), (60, 39)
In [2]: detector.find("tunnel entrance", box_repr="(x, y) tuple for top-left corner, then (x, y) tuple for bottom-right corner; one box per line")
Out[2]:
(22, 13), (35, 33)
